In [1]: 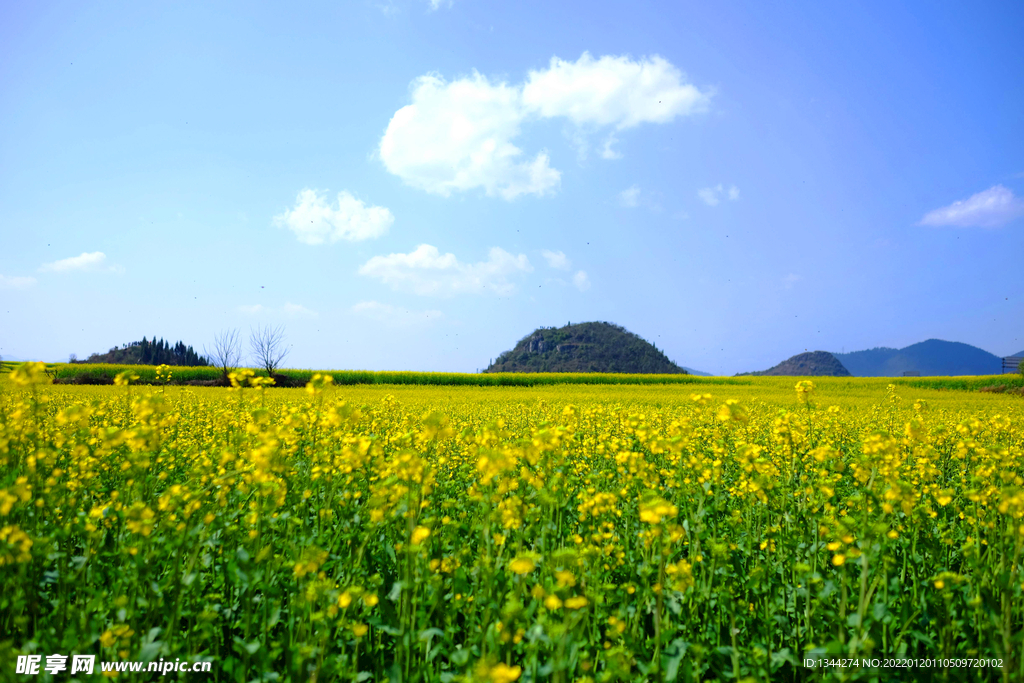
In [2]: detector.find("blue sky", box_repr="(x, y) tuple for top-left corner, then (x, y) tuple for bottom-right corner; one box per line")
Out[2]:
(2, 0), (1022, 374)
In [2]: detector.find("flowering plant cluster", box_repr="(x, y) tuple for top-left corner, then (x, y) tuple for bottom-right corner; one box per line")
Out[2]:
(1, 366), (1022, 681)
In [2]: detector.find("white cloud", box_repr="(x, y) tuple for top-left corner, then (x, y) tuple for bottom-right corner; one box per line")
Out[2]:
(40, 251), (122, 273)
(427, 0), (452, 9)
(522, 52), (710, 129)
(379, 53), (709, 199)
(918, 185), (1024, 228)
(0, 274), (36, 289)
(358, 244), (532, 296)
(697, 184), (740, 207)
(573, 270), (591, 291)
(352, 301), (443, 326)
(783, 273), (802, 289)
(274, 189), (393, 245)
(379, 73), (560, 200)
(619, 185), (641, 208)
(541, 249), (571, 270)
(238, 304), (266, 315)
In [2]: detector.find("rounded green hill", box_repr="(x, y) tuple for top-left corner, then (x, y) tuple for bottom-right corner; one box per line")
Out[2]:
(485, 322), (687, 374)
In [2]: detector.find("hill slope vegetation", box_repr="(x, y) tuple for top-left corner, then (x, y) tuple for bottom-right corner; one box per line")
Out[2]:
(485, 322), (687, 374)
(744, 351), (852, 377)
(834, 339), (1002, 376)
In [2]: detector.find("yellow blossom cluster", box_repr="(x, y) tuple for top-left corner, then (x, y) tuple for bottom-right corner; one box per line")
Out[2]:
(0, 366), (1021, 680)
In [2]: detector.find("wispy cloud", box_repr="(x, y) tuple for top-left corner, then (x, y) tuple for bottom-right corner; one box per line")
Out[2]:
(359, 244), (532, 296)
(274, 189), (393, 245)
(697, 184), (739, 207)
(918, 185), (1024, 228)
(541, 249), (571, 270)
(0, 274), (36, 290)
(600, 133), (622, 160)
(783, 273), (802, 289)
(282, 302), (318, 318)
(618, 184), (663, 212)
(351, 301), (443, 326)
(619, 185), (641, 208)
(379, 52), (710, 199)
(40, 251), (122, 273)
(573, 270), (591, 292)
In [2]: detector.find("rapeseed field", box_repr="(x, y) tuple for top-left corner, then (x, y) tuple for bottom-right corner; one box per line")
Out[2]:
(1, 362), (1022, 682)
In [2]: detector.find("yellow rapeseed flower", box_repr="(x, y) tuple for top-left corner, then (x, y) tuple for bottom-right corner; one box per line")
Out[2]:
(564, 596), (589, 609)
(509, 556), (537, 575)
(488, 663), (522, 683)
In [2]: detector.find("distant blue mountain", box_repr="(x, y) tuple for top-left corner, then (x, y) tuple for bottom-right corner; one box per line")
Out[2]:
(834, 339), (1003, 377)
(682, 366), (712, 376)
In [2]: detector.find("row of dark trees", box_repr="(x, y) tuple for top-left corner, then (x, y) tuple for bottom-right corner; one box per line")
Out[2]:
(78, 327), (290, 380)
(83, 337), (210, 366)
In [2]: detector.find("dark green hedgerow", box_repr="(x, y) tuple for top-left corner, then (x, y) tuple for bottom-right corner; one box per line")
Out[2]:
(41, 363), (750, 388)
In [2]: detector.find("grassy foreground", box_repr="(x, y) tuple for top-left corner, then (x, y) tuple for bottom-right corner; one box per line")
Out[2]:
(1, 364), (1023, 681)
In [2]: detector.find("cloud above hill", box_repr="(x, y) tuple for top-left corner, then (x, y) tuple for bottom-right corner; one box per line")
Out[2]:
(358, 244), (532, 296)
(274, 189), (393, 244)
(379, 53), (710, 199)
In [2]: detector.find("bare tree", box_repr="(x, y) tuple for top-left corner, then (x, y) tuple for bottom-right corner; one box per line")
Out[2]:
(206, 328), (242, 384)
(250, 324), (289, 379)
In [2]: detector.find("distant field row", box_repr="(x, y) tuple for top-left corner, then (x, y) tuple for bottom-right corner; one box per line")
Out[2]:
(3, 362), (733, 387)
(1, 360), (1021, 392)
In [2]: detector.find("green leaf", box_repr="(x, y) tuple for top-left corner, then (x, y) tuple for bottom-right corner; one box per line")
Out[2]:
(662, 638), (690, 681)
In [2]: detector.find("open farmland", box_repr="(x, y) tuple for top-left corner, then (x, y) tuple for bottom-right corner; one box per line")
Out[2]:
(2, 363), (1023, 681)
